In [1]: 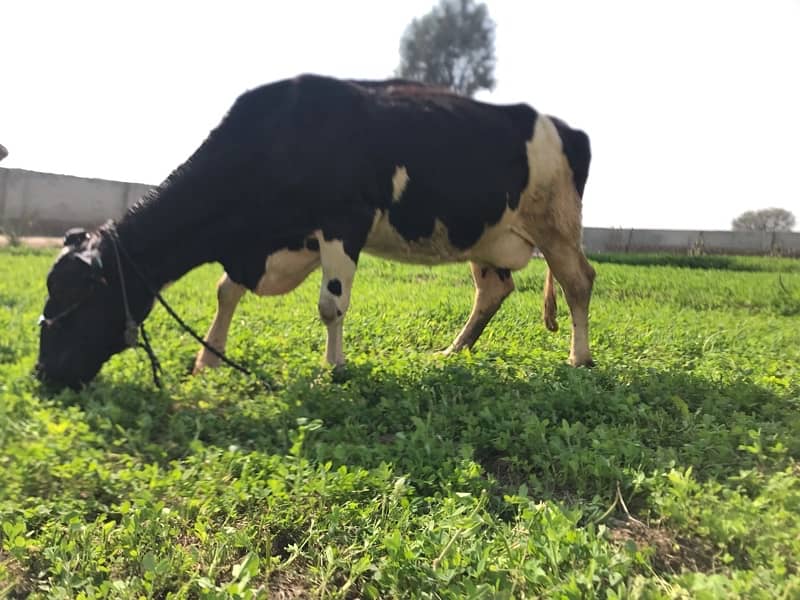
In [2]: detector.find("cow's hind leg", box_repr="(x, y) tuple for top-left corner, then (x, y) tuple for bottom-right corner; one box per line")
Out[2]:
(316, 236), (362, 367)
(193, 273), (246, 373)
(543, 267), (559, 332)
(536, 237), (595, 367)
(444, 262), (515, 355)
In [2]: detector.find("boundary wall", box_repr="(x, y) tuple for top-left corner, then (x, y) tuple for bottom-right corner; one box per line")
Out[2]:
(2, 167), (798, 255)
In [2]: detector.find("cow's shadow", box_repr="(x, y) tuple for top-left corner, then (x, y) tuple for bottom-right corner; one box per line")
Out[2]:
(48, 355), (795, 518)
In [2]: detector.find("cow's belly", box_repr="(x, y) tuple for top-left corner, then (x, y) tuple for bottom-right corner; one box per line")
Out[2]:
(363, 209), (535, 270)
(364, 213), (468, 264)
(253, 247), (320, 295)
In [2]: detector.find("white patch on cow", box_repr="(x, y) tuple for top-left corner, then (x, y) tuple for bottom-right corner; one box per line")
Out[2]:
(254, 248), (320, 296)
(526, 116), (565, 189)
(519, 115), (581, 236)
(392, 166), (409, 203)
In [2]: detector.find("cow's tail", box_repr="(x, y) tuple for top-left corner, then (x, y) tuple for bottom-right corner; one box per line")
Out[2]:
(543, 267), (558, 332)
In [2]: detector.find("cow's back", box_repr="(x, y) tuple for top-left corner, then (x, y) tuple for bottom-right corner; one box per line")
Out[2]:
(343, 80), (537, 251)
(158, 75), (586, 282)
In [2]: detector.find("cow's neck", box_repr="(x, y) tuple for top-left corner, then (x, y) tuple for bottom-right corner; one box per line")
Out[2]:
(112, 176), (231, 290)
(96, 175), (235, 328)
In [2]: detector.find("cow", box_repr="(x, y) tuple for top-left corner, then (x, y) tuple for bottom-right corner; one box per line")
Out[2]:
(35, 74), (595, 390)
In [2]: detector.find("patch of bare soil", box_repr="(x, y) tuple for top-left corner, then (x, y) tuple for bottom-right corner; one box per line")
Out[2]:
(268, 569), (311, 599)
(0, 235), (61, 248)
(607, 516), (717, 574)
(477, 451), (528, 491)
(0, 549), (32, 598)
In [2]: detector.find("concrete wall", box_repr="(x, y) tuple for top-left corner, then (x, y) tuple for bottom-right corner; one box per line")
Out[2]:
(1, 167), (799, 256)
(581, 227), (800, 256)
(0, 168), (151, 236)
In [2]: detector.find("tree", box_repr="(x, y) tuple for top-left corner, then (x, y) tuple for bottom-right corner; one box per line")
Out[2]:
(732, 208), (796, 232)
(397, 0), (496, 97)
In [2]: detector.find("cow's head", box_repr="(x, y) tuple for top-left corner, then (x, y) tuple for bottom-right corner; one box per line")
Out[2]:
(35, 228), (132, 389)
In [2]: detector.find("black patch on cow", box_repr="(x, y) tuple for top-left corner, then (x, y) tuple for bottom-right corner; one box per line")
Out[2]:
(285, 237), (304, 251)
(377, 96), (537, 250)
(319, 209), (374, 264)
(495, 268), (511, 281)
(223, 251), (269, 291)
(305, 238), (320, 252)
(343, 233), (368, 264)
(327, 278), (342, 296)
(479, 266), (511, 281)
(550, 116), (591, 198)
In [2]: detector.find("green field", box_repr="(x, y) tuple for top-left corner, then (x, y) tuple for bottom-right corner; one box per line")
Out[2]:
(1, 248), (799, 598)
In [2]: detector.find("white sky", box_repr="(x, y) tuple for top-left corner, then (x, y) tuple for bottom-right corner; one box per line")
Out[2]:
(2, 0), (799, 230)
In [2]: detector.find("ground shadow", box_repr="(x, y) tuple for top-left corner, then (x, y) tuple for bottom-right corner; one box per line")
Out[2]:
(34, 356), (797, 579)
(46, 356), (796, 514)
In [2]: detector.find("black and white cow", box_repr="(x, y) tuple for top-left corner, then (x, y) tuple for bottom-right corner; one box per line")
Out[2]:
(36, 75), (595, 389)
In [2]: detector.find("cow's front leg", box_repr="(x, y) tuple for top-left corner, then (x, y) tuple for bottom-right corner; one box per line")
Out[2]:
(316, 236), (360, 367)
(444, 262), (515, 355)
(193, 273), (246, 373)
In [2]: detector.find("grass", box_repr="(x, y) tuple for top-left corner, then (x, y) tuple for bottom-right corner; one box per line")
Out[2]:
(1, 248), (799, 598)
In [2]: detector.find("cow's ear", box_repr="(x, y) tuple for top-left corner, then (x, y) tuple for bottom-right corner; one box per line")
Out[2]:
(64, 228), (89, 248)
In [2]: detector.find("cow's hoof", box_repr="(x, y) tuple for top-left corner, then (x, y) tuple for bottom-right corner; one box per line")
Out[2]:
(437, 345), (459, 357)
(193, 350), (222, 374)
(191, 362), (206, 375)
